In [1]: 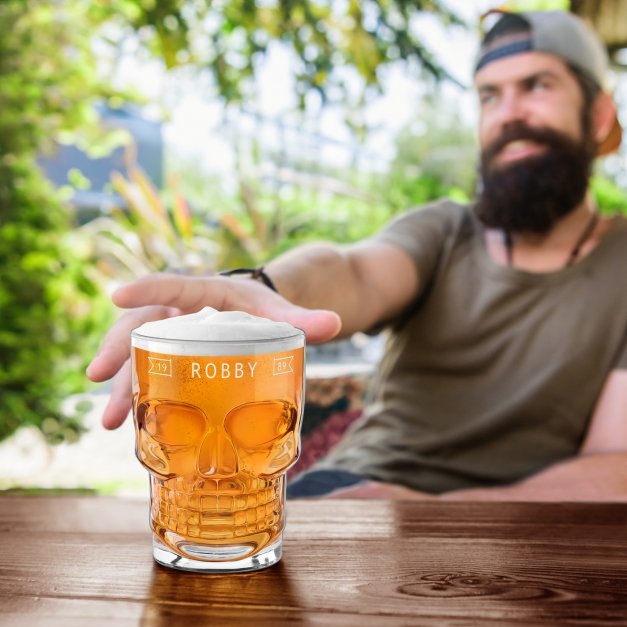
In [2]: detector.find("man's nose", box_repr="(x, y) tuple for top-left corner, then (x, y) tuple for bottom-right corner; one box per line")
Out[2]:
(496, 91), (528, 125)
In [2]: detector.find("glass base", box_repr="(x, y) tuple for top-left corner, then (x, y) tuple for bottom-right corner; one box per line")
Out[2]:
(152, 537), (282, 573)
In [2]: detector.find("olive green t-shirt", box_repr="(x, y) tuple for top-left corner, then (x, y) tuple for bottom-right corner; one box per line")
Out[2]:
(324, 200), (627, 493)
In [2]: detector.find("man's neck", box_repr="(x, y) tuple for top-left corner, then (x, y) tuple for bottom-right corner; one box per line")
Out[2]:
(485, 195), (608, 272)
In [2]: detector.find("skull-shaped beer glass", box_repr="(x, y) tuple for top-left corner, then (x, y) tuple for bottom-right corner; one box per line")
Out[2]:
(131, 310), (305, 573)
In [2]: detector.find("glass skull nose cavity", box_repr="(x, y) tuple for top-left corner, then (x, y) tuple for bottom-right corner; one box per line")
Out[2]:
(135, 398), (299, 480)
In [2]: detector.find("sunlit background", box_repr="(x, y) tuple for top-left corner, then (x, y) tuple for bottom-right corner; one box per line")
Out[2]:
(2, 0), (626, 495)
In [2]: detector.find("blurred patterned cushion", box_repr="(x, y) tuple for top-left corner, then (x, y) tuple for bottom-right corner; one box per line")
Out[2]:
(288, 373), (371, 480)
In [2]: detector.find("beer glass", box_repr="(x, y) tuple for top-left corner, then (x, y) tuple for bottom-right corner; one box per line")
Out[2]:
(131, 310), (305, 573)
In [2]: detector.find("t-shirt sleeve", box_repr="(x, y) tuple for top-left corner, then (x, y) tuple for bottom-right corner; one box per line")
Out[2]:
(372, 199), (467, 298)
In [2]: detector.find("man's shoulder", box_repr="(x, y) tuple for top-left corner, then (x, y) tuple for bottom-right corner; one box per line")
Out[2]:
(373, 198), (476, 267)
(405, 197), (472, 218)
(392, 198), (474, 231)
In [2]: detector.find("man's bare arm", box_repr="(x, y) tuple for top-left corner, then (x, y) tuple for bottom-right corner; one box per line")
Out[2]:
(439, 451), (627, 502)
(324, 452), (627, 502)
(266, 239), (419, 337)
(579, 369), (627, 455)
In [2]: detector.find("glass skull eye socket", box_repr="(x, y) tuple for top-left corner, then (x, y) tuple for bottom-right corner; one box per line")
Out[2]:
(135, 399), (208, 477)
(224, 400), (298, 449)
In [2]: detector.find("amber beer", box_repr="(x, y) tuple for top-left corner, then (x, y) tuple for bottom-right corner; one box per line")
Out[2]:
(131, 309), (304, 573)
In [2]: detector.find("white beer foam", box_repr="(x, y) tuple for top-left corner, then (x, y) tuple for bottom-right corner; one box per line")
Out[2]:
(132, 307), (303, 356)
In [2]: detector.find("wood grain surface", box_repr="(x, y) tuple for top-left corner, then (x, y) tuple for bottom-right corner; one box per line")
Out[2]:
(1, 496), (627, 626)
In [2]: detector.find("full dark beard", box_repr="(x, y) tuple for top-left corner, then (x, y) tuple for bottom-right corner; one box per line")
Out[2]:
(475, 122), (596, 234)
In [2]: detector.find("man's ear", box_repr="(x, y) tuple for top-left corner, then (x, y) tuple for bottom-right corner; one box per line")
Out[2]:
(592, 92), (617, 146)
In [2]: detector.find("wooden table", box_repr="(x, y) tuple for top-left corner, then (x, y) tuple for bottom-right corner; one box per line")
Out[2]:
(1, 496), (627, 626)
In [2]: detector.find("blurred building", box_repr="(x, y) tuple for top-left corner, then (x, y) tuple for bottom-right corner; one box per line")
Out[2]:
(39, 104), (163, 224)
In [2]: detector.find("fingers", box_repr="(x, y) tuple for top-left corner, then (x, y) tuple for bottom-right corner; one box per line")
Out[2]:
(101, 359), (132, 430)
(113, 274), (226, 312)
(113, 274), (342, 344)
(87, 305), (176, 382)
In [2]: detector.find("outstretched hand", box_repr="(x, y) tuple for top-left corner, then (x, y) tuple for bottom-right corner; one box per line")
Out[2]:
(86, 273), (342, 430)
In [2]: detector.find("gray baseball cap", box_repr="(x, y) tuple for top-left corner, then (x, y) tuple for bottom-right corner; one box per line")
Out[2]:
(475, 10), (622, 156)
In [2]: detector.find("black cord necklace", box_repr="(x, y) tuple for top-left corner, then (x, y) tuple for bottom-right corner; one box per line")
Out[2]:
(504, 211), (600, 269)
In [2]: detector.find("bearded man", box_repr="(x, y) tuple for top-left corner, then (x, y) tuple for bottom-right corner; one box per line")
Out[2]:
(89, 11), (627, 501)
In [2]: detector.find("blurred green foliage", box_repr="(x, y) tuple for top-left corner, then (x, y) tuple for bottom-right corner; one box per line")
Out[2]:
(167, 102), (477, 270)
(0, 1), (115, 444)
(592, 176), (627, 215)
(213, 176), (385, 268)
(385, 101), (476, 212)
(0, 0), (469, 449)
(89, 0), (465, 107)
(82, 164), (218, 280)
(502, 0), (570, 11)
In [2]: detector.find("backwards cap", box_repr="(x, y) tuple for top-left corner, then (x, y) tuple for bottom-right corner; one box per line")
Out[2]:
(475, 10), (622, 156)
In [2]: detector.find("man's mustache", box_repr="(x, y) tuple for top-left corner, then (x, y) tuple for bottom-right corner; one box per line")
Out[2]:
(482, 122), (569, 166)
